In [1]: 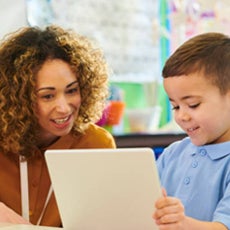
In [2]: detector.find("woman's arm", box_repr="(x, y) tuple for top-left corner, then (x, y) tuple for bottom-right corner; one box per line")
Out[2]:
(0, 202), (31, 224)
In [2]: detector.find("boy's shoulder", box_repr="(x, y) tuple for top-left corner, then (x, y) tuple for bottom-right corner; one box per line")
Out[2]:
(166, 136), (193, 152)
(158, 136), (194, 161)
(161, 137), (230, 161)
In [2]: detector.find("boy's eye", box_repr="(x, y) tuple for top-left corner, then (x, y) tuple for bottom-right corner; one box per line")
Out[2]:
(189, 103), (200, 109)
(172, 105), (179, 110)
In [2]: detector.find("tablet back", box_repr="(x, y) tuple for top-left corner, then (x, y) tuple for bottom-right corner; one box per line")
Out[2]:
(45, 148), (160, 230)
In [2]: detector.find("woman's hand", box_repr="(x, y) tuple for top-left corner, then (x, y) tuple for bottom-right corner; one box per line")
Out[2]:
(0, 202), (31, 224)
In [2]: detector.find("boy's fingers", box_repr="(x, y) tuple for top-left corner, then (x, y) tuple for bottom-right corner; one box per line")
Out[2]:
(162, 187), (167, 197)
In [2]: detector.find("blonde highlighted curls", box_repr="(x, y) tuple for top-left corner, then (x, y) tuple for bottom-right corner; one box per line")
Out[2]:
(0, 25), (110, 157)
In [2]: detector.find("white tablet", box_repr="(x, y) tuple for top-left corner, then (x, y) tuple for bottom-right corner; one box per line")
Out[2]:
(45, 148), (161, 230)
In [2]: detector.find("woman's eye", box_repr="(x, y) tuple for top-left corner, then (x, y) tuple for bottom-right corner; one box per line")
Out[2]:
(41, 94), (54, 100)
(67, 87), (79, 94)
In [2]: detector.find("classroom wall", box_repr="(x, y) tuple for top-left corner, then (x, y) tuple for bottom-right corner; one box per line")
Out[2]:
(0, 0), (27, 39)
(1, 1), (163, 134)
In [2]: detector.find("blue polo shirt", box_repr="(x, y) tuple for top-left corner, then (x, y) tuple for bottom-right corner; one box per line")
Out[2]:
(157, 137), (230, 229)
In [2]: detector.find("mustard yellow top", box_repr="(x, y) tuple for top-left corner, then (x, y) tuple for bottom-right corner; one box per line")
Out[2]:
(0, 123), (116, 227)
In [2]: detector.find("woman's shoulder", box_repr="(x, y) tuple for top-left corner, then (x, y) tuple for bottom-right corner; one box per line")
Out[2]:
(76, 123), (116, 148)
(85, 123), (113, 136)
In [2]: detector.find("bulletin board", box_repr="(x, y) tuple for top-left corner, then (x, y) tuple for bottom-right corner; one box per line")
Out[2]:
(162, 0), (230, 53)
(156, 0), (230, 126)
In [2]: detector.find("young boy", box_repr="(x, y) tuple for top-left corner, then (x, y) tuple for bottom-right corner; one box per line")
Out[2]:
(153, 33), (230, 229)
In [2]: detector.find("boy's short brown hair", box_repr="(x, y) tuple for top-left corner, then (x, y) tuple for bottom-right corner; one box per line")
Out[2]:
(163, 32), (230, 94)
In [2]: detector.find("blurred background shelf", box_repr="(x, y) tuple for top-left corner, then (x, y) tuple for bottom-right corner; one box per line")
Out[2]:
(114, 132), (186, 148)
(113, 132), (187, 159)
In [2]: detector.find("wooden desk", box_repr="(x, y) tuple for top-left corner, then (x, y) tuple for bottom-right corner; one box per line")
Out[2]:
(0, 223), (61, 229)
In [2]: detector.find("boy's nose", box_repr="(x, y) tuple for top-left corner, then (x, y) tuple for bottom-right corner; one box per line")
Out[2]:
(177, 110), (191, 121)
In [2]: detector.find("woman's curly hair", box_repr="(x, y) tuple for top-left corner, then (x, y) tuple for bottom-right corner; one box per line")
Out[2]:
(0, 25), (110, 156)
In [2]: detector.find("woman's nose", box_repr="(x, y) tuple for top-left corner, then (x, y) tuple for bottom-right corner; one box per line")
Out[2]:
(55, 96), (71, 113)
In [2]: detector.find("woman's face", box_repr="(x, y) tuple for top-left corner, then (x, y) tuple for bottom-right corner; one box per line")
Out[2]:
(35, 59), (81, 144)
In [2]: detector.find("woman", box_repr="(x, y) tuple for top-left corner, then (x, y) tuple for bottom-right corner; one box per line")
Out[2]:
(0, 25), (115, 227)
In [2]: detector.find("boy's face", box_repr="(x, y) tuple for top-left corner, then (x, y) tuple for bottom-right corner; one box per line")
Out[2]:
(163, 72), (230, 146)
(35, 59), (81, 144)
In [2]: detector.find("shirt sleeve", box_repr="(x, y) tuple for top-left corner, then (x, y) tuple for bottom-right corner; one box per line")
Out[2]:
(212, 168), (230, 229)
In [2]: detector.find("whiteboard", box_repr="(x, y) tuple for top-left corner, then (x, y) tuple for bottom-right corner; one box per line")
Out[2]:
(27, 0), (161, 82)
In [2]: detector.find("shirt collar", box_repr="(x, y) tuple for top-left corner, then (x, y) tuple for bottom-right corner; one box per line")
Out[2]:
(192, 141), (230, 160)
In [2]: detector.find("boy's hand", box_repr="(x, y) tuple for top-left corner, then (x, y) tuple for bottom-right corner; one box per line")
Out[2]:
(153, 188), (185, 229)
